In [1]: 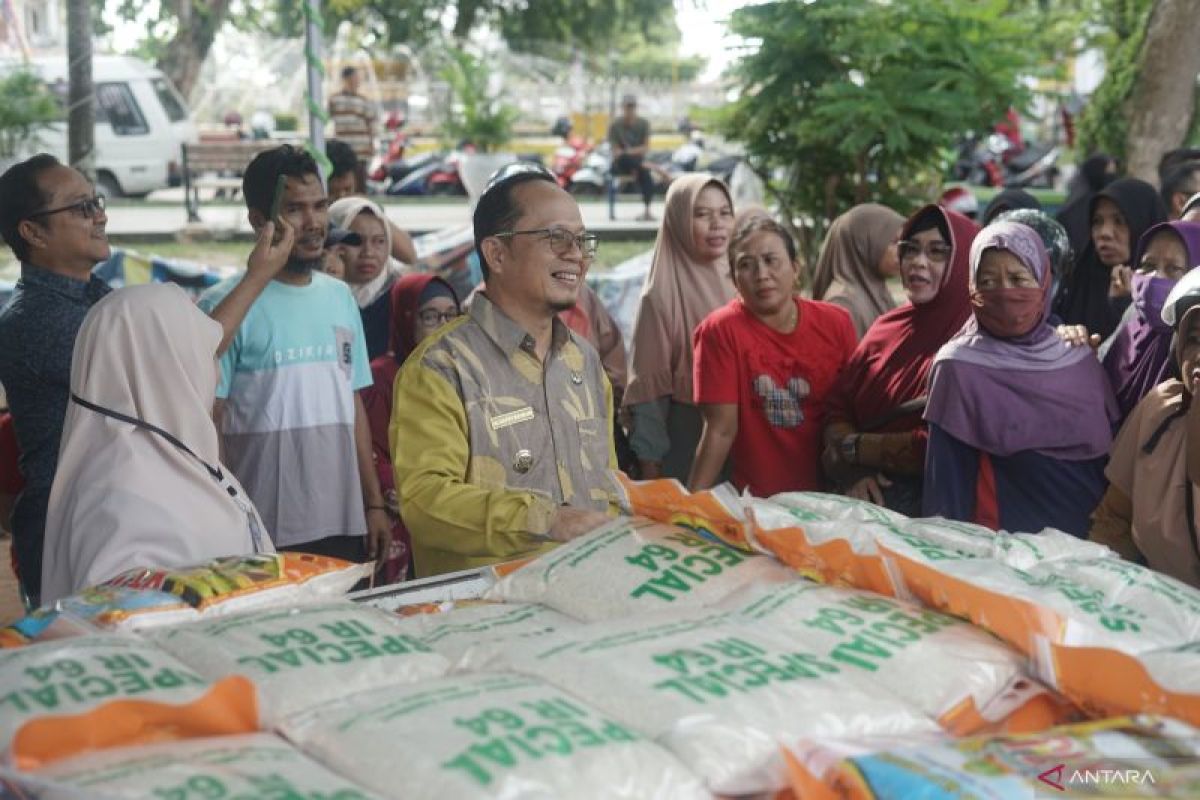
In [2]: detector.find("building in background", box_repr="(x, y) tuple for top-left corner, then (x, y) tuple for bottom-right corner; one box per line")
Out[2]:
(0, 0), (64, 58)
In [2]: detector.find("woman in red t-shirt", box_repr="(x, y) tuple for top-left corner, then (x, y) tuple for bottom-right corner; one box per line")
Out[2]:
(689, 216), (857, 497)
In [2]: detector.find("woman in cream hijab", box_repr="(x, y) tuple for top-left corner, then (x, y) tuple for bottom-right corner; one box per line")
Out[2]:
(42, 284), (271, 603)
(329, 196), (405, 359)
(624, 175), (736, 480)
(812, 203), (905, 337)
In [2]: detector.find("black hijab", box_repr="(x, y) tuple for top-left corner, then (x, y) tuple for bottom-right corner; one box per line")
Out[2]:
(1052, 177), (1167, 340)
(1056, 154), (1117, 257)
(982, 188), (1042, 225)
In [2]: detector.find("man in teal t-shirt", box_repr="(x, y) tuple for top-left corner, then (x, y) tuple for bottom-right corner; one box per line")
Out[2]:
(198, 145), (390, 567)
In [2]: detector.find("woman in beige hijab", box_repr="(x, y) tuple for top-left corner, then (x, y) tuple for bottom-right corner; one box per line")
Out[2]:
(42, 284), (272, 603)
(329, 196), (405, 359)
(812, 203), (905, 337)
(625, 175), (735, 479)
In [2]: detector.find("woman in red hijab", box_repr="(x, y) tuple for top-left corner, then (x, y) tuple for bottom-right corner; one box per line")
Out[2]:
(821, 204), (980, 515)
(361, 273), (461, 584)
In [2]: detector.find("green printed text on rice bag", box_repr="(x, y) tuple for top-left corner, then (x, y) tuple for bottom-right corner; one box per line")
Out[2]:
(1, 653), (204, 714)
(802, 595), (959, 671)
(235, 619), (431, 674)
(626, 535), (747, 602)
(442, 697), (638, 786)
(651, 636), (840, 703)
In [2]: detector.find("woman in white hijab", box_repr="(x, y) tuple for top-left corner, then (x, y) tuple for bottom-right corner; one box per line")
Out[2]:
(42, 284), (273, 603)
(328, 196), (406, 359)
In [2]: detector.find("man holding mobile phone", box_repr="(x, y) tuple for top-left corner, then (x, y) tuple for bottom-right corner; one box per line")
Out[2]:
(198, 145), (390, 571)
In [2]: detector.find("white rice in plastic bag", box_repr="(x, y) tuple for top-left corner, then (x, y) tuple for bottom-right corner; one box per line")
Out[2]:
(32, 733), (381, 799)
(0, 635), (255, 769)
(500, 611), (939, 794)
(718, 581), (1037, 734)
(281, 671), (710, 800)
(486, 518), (797, 622)
(151, 601), (450, 723)
(393, 602), (576, 672)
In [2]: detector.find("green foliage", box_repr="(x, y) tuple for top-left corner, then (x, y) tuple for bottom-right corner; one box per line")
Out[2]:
(717, 0), (1038, 261)
(436, 49), (518, 152)
(1076, 0), (1154, 163)
(0, 71), (63, 157)
(273, 112), (299, 131)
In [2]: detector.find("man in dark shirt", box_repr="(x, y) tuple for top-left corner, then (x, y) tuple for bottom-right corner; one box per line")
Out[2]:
(0, 154), (113, 606)
(607, 94), (655, 221)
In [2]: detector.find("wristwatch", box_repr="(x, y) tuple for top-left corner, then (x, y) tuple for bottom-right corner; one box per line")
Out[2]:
(839, 434), (860, 465)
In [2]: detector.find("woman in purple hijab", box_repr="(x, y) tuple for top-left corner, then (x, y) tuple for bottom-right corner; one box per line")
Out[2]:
(923, 221), (1118, 537)
(1102, 221), (1200, 421)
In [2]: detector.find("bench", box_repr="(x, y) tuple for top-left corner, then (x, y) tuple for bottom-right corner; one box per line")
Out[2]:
(181, 139), (294, 222)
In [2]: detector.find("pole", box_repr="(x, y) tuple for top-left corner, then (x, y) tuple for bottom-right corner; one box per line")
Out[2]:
(301, 0), (332, 184)
(66, 0), (94, 177)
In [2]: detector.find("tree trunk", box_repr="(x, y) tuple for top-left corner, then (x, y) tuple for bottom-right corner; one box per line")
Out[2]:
(66, 0), (94, 175)
(157, 0), (231, 101)
(1122, 0), (1200, 185)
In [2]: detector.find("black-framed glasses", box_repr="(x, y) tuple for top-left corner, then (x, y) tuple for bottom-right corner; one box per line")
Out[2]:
(417, 308), (461, 327)
(28, 195), (106, 220)
(494, 227), (599, 260)
(897, 239), (952, 264)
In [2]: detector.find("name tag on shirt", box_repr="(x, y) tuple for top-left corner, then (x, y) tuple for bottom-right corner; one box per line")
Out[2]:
(490, 407), (535, 431)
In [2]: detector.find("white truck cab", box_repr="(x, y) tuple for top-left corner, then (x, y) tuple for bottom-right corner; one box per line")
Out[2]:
(2, 54), (197, 197)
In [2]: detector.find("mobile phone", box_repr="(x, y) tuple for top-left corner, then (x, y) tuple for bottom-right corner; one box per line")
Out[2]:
(268, 174), (287, 223)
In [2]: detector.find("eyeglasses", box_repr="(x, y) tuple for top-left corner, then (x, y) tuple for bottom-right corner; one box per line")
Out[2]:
(28, 195), (106, 220)
(494, 227), (599, 260)
(897, 239), (952, 264)
(417, 308), (461, 327)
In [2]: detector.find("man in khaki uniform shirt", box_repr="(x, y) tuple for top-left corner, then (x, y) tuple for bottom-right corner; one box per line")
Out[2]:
(390, 164), (616, 577)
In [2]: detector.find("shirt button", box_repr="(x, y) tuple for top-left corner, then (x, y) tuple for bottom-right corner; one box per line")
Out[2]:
(571, 371), (584, 384)
(513, 449), (534, 474)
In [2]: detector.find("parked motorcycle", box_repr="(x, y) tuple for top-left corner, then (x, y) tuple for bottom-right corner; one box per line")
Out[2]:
(952, 133), (1060, 189)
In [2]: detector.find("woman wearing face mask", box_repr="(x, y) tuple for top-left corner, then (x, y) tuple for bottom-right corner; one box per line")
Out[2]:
(329, 196), (405, 360)
(811, 204), (905, 338)
(1103, 222), (1200, 421)
(689, 217), (857, 496)
(923, 221), (1118, 537)
(1053, 177), (1166, 341)
(624, 175), (736, 481)
(822, 205), (979, 515)
(361, 273), (461, 584)
(1090, 270), (1200, 588)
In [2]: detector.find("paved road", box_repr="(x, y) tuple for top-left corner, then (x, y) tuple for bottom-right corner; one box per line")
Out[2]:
(105, 197), (662, 240)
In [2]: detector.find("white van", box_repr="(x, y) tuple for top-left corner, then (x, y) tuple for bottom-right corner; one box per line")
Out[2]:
(1, 54), (197, 197)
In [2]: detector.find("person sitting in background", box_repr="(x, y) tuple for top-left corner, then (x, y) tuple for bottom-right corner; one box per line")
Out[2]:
(390, 164), (615, 577)
(822, 205), (979, 515)
(982, 188), (1041, 226)
(608, 95), (655, 221)
(1103, 221), (1200, 421)
(1053, 177), (1166, 341)
(329, 196), (407, 359)
(321, 224), (360, 280)
(1161, 162), (1200, 221)
(811, 203), (904, 338)
(624, 175), (735, 481)
(1090, 269), (1200, 588)
(690, 216), (856, 496)
(362, 274), (461, 584)
(326, 137), (418, 265)
(923, 221), (1115, 538)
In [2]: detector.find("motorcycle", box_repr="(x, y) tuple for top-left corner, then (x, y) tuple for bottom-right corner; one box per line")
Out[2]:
(953, 133), (1060, 189)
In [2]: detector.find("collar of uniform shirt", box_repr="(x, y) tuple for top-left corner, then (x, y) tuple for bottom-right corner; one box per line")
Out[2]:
(470, 291), (573, 358)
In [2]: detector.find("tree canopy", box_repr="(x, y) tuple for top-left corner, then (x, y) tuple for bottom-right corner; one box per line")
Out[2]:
(717, 0), (1040, 260)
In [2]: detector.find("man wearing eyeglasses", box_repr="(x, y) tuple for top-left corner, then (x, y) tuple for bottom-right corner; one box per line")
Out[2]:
(389, 164), (617, 577)
(0, 155), (113, 605)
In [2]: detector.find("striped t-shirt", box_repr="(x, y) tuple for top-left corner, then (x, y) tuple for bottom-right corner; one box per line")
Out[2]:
(328, 91), (378, 161)
(199, 272), (372, 547)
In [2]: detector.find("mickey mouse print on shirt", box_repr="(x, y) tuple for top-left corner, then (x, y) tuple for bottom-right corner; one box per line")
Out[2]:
(752, 375), (812, 428)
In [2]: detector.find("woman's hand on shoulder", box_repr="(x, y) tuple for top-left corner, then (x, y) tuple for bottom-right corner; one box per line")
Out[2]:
(1056, 324), (1101, 350)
